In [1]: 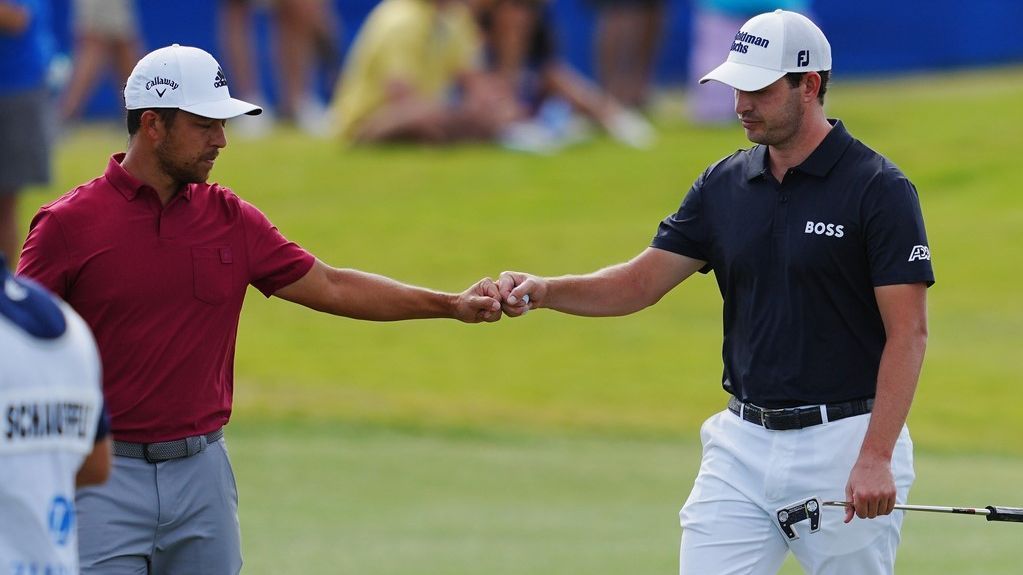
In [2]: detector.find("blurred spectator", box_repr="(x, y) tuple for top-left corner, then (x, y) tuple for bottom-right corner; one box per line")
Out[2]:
(59, 0), (141, 122)
(688, 0), (810, 124)
(0, 251), (112, 575)
(476, 0), (654, 151)
(220, 0), (341, 137)
(0, 0), (55, 268)
(588, 0), (665, 109)
(331, 0), (518, 145)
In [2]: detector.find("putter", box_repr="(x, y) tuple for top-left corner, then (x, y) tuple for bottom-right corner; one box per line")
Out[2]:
(776, 498), (822, 540)
(822, 501), (1023, 522)
(776, 497), (1023, 541)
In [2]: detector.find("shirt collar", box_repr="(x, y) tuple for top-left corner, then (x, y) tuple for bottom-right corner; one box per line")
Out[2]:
(104, 153), (194, 202)
(745, 119), (854, 181)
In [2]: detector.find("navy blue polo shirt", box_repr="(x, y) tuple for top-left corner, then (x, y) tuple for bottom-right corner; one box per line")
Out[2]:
(652, 120), (934, 408)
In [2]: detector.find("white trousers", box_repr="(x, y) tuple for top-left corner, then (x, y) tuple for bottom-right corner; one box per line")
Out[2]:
(679, 409), (915, 575)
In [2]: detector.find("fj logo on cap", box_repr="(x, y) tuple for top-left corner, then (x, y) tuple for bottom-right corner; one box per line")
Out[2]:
(145, 77), (179, 98)
(213, 67), (228, 88)
(797, 50), (810, 67)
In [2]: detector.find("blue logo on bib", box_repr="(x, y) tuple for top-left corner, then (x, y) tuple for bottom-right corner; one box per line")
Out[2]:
(48, 495), (75, 546)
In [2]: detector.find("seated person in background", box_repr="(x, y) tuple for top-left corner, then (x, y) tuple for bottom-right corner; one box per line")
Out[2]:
(476, 0), (654, 150)
(332, 0), (518, 144)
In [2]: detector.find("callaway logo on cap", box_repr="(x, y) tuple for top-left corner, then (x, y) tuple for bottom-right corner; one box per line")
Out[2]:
(124, 44), (262, 119)
(700, 10), (831, 92)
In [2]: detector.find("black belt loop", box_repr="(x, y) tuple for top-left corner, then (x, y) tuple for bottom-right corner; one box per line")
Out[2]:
(116, 428), (224, 463)
(727, 397), (873, 430)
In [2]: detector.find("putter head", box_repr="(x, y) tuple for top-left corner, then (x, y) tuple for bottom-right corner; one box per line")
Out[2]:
(776, 497), (821, 540)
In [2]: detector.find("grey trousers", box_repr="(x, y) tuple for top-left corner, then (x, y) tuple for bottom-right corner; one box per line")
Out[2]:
(76, 438), (242, 574)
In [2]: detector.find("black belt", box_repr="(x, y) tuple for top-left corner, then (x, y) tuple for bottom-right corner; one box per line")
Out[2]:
(114, 428), (224, 463)
(727, 397), (873, 430)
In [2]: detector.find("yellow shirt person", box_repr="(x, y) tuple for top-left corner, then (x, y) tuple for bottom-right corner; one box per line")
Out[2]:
(333, 0), (481, 142)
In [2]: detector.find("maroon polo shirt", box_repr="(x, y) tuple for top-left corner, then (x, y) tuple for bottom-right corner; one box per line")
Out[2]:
(18, 153), (315, 443)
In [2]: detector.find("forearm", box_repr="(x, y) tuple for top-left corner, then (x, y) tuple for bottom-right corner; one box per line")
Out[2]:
(313, 268), (457, 321)
(503, 249), (703, 318)
(76, 438), (112, 487)
(545, 263), (659, 317)
(858, 330), (927, 461)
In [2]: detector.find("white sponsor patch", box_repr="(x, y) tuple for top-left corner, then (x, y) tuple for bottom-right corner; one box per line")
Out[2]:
(804, 221), (845, 238)
(908, 245), (931, 262)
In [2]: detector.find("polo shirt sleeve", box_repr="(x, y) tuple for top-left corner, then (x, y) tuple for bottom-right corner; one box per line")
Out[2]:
(863, 166), (935, 287)
(239, 200), (316, 298)
(651, 169), (713, 271)
(17, 208), (72, 299)
(95, 401), (111, 442)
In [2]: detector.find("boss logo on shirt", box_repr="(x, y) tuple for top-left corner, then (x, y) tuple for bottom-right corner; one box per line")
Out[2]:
(804, 221), (845, 238)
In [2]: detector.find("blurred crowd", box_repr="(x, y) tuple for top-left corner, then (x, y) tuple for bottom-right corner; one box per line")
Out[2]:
(2, 0), (705, 151)
(3, 0), (822, 161)
(334, 0), (656, 152)
(16, 0), (806, 257)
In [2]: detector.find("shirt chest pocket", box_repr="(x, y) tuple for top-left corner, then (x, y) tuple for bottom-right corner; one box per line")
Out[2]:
(192, 246), (235, 305)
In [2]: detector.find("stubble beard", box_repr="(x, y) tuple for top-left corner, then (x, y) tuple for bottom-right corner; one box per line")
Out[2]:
(155, 140), (210, 188)
(746, 92), (804, 148)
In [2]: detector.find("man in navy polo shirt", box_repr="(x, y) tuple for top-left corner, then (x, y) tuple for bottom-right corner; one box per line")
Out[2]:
(17, 44), (503, 574)
(497, 10), (933, 574)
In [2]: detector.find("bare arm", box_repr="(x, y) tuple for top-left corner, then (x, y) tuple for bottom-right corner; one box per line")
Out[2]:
(498, 247), (705, 317)
(273, 259), (502, 323)
(844, 282), (928, 522)
(75, 437), (112, 487)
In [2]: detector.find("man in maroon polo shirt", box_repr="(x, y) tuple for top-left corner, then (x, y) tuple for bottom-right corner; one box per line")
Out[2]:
(17, 44), (502, 574)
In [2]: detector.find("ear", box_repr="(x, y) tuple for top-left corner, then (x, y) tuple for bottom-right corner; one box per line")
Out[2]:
(802, 72), (822, 103)
(139, 110), (168, 142)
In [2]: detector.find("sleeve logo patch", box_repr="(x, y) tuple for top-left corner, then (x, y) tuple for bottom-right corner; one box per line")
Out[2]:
(908, 245), (931, 261)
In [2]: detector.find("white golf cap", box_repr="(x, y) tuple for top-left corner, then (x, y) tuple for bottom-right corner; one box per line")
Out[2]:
(124, 44), (261, 119)
(700, 10), (831, 92)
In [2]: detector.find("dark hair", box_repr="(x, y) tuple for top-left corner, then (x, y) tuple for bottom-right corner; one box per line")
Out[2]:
(126, 108), (179, 136)
(784, 70), (830, 104)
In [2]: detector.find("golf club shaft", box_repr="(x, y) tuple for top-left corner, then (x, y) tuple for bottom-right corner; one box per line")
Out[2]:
(822, 501), (1023, 522)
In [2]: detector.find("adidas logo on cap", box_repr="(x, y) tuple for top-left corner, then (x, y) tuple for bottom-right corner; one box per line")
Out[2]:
(214, 67), (228, 89)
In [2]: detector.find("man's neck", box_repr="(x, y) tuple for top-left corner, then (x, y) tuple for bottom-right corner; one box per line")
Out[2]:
(120, 148), (180, 206)
(768, 114), (833, 182)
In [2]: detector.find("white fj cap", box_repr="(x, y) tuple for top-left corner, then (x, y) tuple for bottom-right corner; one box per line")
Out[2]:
(124, 44), (261, 119)
(700, 10), (831, 92)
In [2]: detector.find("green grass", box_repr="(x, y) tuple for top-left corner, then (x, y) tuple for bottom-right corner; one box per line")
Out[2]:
(20, 65), (1023, 573)
(229, 420), (1023, 575)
